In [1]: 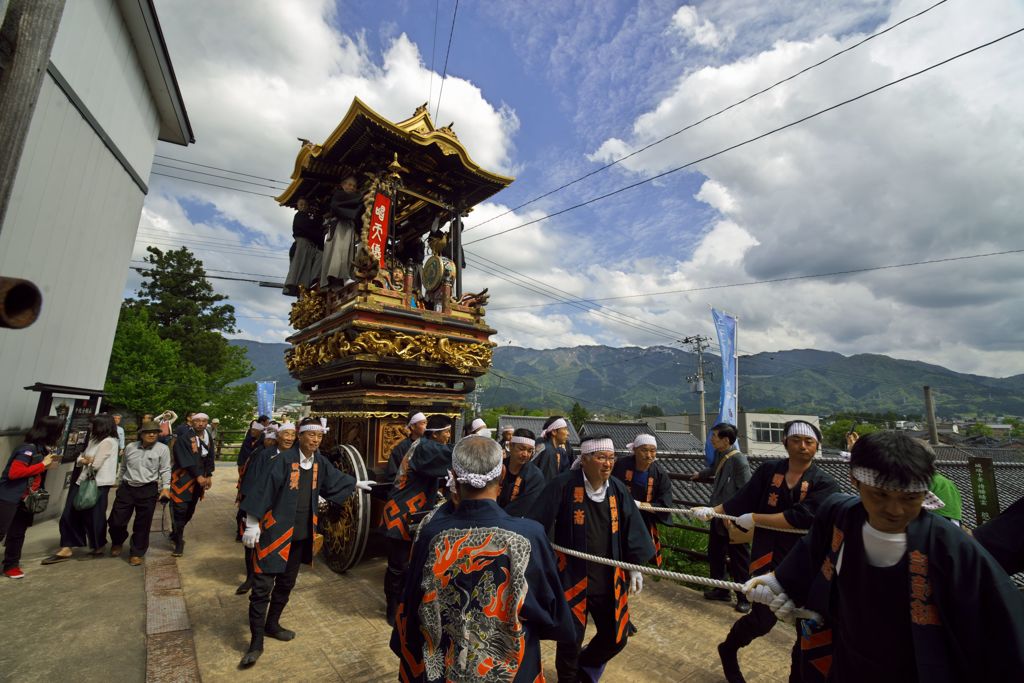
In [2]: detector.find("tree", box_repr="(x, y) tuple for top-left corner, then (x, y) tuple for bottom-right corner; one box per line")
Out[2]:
(822, 419), (880, 449)
(965, 423), (993, 438)
(638, 404), (664, 418)
(569, 402), (590, 430)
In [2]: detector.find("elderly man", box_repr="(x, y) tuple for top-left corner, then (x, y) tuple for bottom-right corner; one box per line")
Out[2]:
(169, 412), (215, 557)
(392, 435), (575, 682)
(694, 420), (839, 683)
(383, 414), (453, 625)
(535, 415), (572, 481)
(690, 423), (752, 611)
(239, 417), (372, 667)
(612, 433), (673, 568)
(497, 428), (546, 517)
(530, 435), (656, 682)
(386, 411), (428, 481)
(234, 425), (287, 595)
(107, 421), (171, 565)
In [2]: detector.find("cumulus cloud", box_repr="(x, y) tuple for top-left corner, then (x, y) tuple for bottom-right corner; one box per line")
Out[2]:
(672, 6), (726, 48)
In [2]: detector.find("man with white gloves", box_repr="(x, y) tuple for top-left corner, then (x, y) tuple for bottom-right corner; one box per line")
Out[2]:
(529, 435), (656, 682)
(238, 416), (374, 668)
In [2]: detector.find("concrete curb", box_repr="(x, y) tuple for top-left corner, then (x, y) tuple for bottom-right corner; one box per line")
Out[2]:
(145, 517), (201, 681)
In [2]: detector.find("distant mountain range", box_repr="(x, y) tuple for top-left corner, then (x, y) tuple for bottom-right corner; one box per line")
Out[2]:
(229, 340), (1024, 418)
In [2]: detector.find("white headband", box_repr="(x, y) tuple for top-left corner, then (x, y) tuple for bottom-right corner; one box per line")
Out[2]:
(299, 417), (329, 434)
(192, 413), (209, 421)
(451, 456), (504, 489)
(785, 422), (818, 441)
(470, 418), (487, 432)
(264, 430), (278, 440)
(250, 422), (265, 432)
(850, 466), (945, 511)
(581, 438), (615, 454)
(277, 422), (296, 432)
(426, 424), (451, 433)
(408, 412), (426, 428)
(541, 418), (568, 438)
(510, 436), (535, 448)
(627, 434), (657, 451)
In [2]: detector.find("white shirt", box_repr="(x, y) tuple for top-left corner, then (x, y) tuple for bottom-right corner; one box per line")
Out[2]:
(299, 449), (315, 470)
(583, 476), (609, 503)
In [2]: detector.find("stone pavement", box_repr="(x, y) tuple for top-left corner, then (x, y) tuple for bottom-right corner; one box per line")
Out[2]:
(1, 466), (797, 682)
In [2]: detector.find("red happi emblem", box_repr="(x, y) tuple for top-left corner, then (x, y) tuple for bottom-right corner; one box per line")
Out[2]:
(771, 473), (785, 488)
(830, 527), (844, 553)
(799, 481), (809, 502)
(624, 470), (633, 482)
(289, 463), (300, 490)
(609, 495), (619, 534)
(573, 487), (585, 504)
(767, 492), (779, 507)
(573, 510), (585, 526)
(367, 192), (391, 267)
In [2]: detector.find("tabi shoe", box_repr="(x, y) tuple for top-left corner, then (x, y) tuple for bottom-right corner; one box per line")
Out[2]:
(718, 642), (747, 683)
(172, 539), (185, 557)
(265, 624), (296, 641)
(239, 644), (263, 668)
(735, 597), (752, 614)
(129, 556), (143, 566)
(235, 580), (252, 595)
(110, 545), (123, 557)
(41, 554), (71, 565)
(704, 587), (731, 602)
(3, 567), (25, 579)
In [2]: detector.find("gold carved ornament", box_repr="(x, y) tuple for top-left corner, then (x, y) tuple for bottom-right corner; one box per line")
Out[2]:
(290, 286), (327, 329)
(285, 329), (492, 374)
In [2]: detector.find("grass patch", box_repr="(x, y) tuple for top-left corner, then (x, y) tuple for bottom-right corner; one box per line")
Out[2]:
(657, 520), (712, 591)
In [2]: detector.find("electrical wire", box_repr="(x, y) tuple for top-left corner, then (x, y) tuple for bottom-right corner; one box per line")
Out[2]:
(151, 171), (278, 197)
(153, 154), (290, 184)
(428, 0), (439, 105)
(434, 0), (460, 120)
(464, 26), (1024, 246)
(152, 163), (287, 191)
(463, 0), (953, 233)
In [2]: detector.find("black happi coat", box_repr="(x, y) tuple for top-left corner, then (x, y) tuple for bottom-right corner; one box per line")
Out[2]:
(392, 499), (575, 683)
(237, 432), (263, 474)
(775, 494), (1024, 682)
(292, 210), (324, 247)
(973, 494), (1024, 576)
(533, 439), (570, 482)
(383, 438), (452, 541)
(529, 470), (656, 643)
(238, 445), (281, 501)
(496, 461), (546, 518)
(386, 435), (415, 481)
(240, 447), (356, 575)
(612, 456), (674, 567)
(722, 458), (840, 576)
(170, 425), (215, 504)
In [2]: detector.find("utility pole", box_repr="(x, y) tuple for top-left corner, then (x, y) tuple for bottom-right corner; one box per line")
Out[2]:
(682, 335), (712, 439)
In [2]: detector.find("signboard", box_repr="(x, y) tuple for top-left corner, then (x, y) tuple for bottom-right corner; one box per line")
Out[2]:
(48, 393), (94, 464)
(256, 381), (276, 418)
(705, 309), (738, 466)
(367, 192), (391, 268)
(968, 456), (1001, 526)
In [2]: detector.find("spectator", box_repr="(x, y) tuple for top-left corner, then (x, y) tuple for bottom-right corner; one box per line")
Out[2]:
(107, 421), (171, 565)
(156, 410), (178, 444)
(112, 413), (125, 454)
(1, 416), (63, 579)
(209, 418), (221, 458)
(43, 414), (120, 563)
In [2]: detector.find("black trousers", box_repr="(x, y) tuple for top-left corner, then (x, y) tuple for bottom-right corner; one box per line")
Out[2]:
(58, 482), (110, 550)
(555, 593), (629, 683)
(724, 602), (802, 682)
(170, 495), (201, 541)
(0, 501), (34, 571)
(107, 482), (158, 557)
(708, 520), (750, 595)
(248, 538), (307, 646)
(384, 537), (412, 617)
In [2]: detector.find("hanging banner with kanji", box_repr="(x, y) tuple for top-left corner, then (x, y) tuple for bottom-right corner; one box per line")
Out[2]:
(368, 192), (391, 267)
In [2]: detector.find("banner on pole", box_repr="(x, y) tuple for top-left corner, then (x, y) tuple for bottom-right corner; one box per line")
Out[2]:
(705, 309), (738, 466)
(256, 381), (276, 418)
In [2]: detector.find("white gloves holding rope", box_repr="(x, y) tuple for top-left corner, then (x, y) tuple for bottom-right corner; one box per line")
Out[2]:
(629, 570), (644, 595)
(242, 514), (261, 548)
(692, 506), (715, 522)
(742, 573), (798, 623)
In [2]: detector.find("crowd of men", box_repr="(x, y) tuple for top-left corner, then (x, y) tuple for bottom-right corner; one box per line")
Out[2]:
(5, 406), (1023, 682)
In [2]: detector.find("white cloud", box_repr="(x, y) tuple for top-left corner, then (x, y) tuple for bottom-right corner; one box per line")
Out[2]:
(672, 6), (726, 48)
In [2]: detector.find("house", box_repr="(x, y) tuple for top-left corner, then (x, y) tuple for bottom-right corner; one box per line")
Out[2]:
(643, 411), (821, 457)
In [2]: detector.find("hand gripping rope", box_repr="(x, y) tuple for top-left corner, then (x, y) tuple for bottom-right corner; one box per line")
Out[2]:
(549, 543), (824, 625)
(637, 502), (809, 535)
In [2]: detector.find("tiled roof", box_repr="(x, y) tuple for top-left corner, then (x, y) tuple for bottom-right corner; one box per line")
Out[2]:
(931, 445), (1024, 464)
(580, 421), (659, 452)
(496, 415), (581, 446)
(655, 431), (705, 454)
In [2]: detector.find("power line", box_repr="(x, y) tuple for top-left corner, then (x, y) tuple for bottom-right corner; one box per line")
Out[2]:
(151, 171), (279, 198)
(130, 261), (284, 280)
(153, 154), (289, 184)
(136, 229), (288, 257)
(462, 0), (952, 234)
(129, 265), (282, 285)
(434, 0), (460, 120)
(486, 249), (1024, 310)
(135, 236), (290, 261)
(152, 163), (287, 191)
(464, 26), (1024, 246)
(428, 0), (439, 105)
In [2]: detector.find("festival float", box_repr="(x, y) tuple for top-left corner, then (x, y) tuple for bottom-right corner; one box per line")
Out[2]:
(276, 98), (513, 571)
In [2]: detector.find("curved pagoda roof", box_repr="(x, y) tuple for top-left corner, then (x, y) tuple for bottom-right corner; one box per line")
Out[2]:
(277, 98), (514, 228)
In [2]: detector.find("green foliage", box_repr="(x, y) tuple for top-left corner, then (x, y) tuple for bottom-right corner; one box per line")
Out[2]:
(658, 522), (711, 589)
(569, 402), (590, 430)
(822, 419), (881, 449)
(638, 404), (664, 418)
(966, 423), (994, 438)
(753, 407), (786, 414)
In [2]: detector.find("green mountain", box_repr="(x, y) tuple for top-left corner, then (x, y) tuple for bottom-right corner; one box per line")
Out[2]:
(229, 340), (1024, 419)
(229, 339), (304, 404)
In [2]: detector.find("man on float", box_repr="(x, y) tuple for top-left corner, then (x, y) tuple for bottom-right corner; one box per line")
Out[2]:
(496, 428), (546, 517)
(746, 431), (1024, 681)
(694, 420), (839, 683)
(382, 414), (453, 626)
(612, 433), (673, 567)
(235, 420), (267, 541)
(391, 435), (576, 682)
(530, 435), (655, 682)
(535, 416), (572, 481)
(386, 411), (427, 481)
(239, 417), (373, 667)
(169, 412), (215, 557)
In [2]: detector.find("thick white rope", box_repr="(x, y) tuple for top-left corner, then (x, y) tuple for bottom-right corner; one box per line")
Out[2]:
(550, 543), (823, 624)
(637, 502), (808, 535)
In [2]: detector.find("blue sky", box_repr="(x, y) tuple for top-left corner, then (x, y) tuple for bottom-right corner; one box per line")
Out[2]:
(136, 0), (1024, 377)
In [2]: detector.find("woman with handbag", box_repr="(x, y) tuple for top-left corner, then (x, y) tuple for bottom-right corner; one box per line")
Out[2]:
(0, 416), (63, 579)
(43, 414), (120, 564)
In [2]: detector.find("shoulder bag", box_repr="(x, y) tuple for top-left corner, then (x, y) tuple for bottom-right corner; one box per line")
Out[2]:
(715, 450), (754, 545)
(73, 466), (99, 510)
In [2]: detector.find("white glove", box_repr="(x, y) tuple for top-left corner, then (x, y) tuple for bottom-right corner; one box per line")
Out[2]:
(742, 573), (784, 604)
(318, 495), (327, 506)
(356, 479), (375, 492)
(629, 570), (644, 595)
(692, 506), (715, 522)
(735, 512), (755, 531)
(242, 514), (261, 548)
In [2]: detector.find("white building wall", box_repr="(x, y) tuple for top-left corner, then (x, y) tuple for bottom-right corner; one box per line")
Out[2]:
(740, 412), (821, 457)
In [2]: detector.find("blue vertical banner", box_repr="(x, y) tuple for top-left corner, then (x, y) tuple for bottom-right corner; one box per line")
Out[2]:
(705, 309), (738, 465)
(256, 381), (276, 418)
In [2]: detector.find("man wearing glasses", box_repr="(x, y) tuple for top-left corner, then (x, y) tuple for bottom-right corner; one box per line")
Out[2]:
(530, 435), (655, 682)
